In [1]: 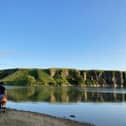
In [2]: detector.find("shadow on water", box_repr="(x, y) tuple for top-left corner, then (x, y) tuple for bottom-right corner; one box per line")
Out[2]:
(6, 86), (126, 103)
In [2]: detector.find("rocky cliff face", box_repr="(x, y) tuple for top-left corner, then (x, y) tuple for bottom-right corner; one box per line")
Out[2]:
(82, 70), (126, 87)
(49, 69), (126, 87)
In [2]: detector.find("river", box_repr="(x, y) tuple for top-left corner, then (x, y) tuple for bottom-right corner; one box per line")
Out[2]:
(6, 86), (126, 126)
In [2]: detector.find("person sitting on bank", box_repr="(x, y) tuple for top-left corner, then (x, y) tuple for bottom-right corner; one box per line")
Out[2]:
(0, 82), (7, 109)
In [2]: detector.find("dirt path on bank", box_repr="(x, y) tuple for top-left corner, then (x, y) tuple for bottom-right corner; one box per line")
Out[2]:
(0, 109), (94, 126)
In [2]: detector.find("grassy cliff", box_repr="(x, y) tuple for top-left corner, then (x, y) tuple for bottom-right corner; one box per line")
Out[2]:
(0, 68), (126, 87)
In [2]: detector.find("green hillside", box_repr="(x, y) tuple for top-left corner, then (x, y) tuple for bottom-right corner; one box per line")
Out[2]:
(0, 68), (126, 87)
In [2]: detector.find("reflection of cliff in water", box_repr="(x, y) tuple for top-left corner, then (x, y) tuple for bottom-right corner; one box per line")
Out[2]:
(7, 87), (126, 103)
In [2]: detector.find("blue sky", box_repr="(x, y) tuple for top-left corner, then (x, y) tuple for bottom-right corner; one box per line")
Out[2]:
(0, 0), (126, 70)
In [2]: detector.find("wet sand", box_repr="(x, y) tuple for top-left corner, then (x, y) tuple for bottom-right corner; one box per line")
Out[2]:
(0, 109), (95, 126)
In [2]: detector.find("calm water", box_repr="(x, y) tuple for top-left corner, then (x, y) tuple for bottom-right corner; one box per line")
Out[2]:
(6, 86), (126, 126)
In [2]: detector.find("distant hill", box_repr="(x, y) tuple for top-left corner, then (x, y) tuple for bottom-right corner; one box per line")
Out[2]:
(0, 68), (126, 87)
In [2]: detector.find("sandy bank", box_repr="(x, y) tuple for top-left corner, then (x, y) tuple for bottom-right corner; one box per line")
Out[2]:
(0, 109), (94, 126)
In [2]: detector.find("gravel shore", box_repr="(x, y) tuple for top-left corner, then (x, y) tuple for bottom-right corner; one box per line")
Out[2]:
(0, 109), (95, 126)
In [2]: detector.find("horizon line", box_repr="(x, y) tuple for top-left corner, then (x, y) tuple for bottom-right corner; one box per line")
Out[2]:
(0, 67), (126, 72)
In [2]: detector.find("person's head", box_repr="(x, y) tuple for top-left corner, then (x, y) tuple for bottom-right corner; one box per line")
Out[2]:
(0, 82), (4, 85)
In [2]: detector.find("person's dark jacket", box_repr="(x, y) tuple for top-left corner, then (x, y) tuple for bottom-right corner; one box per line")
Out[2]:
(0, 85), (5, 95)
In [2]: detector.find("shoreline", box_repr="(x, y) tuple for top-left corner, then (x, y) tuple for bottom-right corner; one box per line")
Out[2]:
(0, 109), (95, 126)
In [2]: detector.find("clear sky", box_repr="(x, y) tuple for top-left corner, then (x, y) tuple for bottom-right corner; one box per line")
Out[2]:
(0, 0), (126, 70)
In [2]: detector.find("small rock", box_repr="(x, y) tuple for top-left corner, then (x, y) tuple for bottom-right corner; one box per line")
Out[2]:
(69, 115), (76, 118)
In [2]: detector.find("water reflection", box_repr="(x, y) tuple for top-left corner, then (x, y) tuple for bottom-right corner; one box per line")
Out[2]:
(7, 86), (126, 103)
